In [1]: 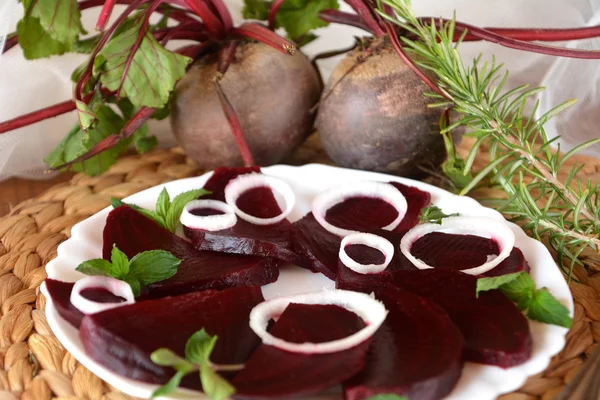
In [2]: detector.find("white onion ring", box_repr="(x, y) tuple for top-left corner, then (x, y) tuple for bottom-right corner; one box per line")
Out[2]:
(400, 216), (515, 275)
(249, 289), (388, 354)
(224, 173), (295, 225)
(180, 199), (237, 231)
(339, 233), (394, 274)
(70, 276), (135, 315)
(311, 181), (408, 237)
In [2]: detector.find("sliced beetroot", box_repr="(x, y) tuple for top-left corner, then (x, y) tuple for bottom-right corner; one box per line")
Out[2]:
(325, 197), (400, 232)
(291, 182), (429, 277)
(233, 303), (371, 398)
(398, 232), (529, 277)
(103, 206), (279, 298)
(339, 279), (463, 400)
(80, 288), (126, 303)
(45, 279), (84, 328)
(337, 264), (532, 367)
(184, 167), (305, 266)
(79, 286), (264, 389)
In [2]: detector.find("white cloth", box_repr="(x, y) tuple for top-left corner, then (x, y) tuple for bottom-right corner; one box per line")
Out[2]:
(1, 0), (599, 180)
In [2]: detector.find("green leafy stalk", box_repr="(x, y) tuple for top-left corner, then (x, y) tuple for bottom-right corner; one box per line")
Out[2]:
(151, 329), (239, 399)
(112, 187), (210, 232)
(76, 245), (181, 296)
(477, 271), (572, 328)
(418, 205), (458, 224)
(378, 0), (600, 276)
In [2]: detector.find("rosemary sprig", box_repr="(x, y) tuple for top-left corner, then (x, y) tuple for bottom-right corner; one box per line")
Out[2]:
(377, 0), (600, 276)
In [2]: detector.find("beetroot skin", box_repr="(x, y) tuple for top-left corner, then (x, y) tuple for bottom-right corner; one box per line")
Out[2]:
(103, 205), (279, 298)
(80, 286), (265, 389)
(185, 166), (306, 267)
(233, 303), (370, 399)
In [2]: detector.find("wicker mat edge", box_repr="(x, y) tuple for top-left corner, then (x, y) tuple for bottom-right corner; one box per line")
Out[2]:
(0, 134), (598, 400)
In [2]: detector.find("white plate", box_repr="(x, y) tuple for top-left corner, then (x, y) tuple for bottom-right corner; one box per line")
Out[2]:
(42, 164), (573, 400)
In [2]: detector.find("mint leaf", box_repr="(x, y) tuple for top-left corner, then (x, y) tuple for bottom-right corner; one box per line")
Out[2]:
(165, 189), (210, 232)
(528, 289), (572, 328)
(151, 348), (196, 370)
(123, 277), (142, 297)
(200, 364), (236, 400)
(110, 198), (166, 228)
(152, 369), (192, 398)
(156, 188), (171, 221)
(185, 329), (217, 365)
(30, 0), (85, 45)
(476, 271), (523, 297)
(418, 205), (459, 225)
(17, 17), (69, 59)
(75, 259), (112, 277)
(94, 23), (191, 108)
(498, 271), (536, 311)
(365, 395), (409, 400)
(128, 250), (181, 285)
(110, 246), (130, 278)
(76, 100), (96, 131)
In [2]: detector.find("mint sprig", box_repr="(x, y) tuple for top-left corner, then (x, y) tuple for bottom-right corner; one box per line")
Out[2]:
(76, 246), (181, 296)
(477, 271), (573, 328)
(151, 329), (238, 400)
(112, 188), (210, 233)
(418, 205), (459, 225)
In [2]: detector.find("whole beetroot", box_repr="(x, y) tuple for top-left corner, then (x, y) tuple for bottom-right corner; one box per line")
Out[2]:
(171, 40), (322, 169)
(316, 37), (445, 178)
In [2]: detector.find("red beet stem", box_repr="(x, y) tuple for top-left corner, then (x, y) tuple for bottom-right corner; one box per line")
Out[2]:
(232, 23), (296, 55)
(206, 0), (233, 32)
(1, 35), (18, 54)
(213, 80), (255, 166)
(157, 22), (209, 44)
(183, 0), (224, 38)
(49, 107), (156, 171)
(384, 23), (450, 100)
(217, 41), (237, 74)
(96, 0), (117, 31)
(0, 100), (76, 134)
(428, 18), (600, 59)
(175, 42), (213, 58)
(319, 10), (372, 33)
(268, 0), (285, 30)
(345, 0), (384, 36)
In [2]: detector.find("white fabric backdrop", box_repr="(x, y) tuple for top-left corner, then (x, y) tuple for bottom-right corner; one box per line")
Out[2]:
(1, 0), (599, 180)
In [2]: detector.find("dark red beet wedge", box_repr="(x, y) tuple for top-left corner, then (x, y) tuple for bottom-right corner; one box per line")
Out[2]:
(337, 264), (532, 367)
(79, 286), (264, 389)
(103, 206), (279, 298)
(232, 303), (370, 398)
(45, 279), (85, 328)
(406, 232), (530, 277)
(340, 282), (463, 400)
(185, 166), (306, 266)
(292, 182), (429, 278)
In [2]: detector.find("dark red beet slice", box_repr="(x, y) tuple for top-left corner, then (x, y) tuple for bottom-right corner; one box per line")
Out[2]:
(291, 182), (429, 277)
(45, 279), (84, 328)
(81, 288), (126, 303)
(103, 206), (279, 298)
(325, 197), (400, 232)
(233, 303), (371, 399)
(185, 167), (306, 267)
(336, 264), (532, 367)
(79, 286), (264, 389)
(339, 278), (463, 400)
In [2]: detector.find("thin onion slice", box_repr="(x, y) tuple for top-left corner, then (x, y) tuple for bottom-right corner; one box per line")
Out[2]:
(249, 289), (388, 354)
(400, 216), (515, 275)
(180, 199), (237, 231)
(311, 181), (408, 237)
(339, 233), (394, 274)
(224, 173), (295, 225)
(70, 276), (135, 315)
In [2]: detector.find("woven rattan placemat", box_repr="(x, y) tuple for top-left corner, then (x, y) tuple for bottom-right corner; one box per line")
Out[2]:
(0, 134), (598, 400)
